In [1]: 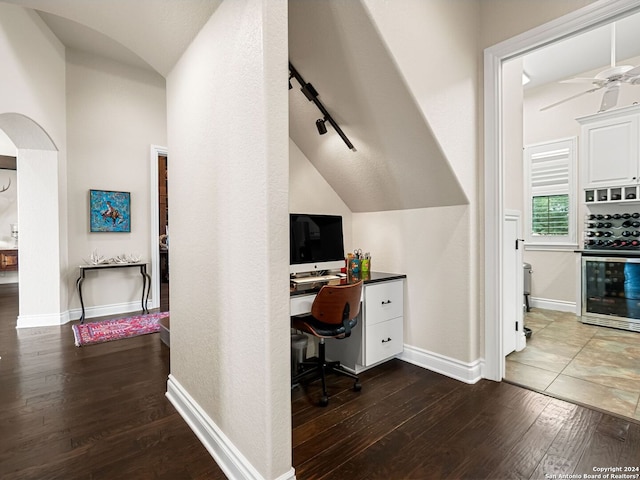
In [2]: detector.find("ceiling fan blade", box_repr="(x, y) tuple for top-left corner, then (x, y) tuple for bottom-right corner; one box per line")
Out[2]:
(625, 65), (640, 77)
(623, 65), (640, 84)
(540, 87), (601, 111)
(560, 77), (600, 84)
(599, 83), (620, 112)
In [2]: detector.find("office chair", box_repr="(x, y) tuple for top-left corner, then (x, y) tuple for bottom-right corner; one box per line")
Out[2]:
(291, 280), (363, 406)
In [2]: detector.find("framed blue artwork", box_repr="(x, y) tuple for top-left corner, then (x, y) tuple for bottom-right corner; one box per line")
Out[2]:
(89, 190), (131, 232)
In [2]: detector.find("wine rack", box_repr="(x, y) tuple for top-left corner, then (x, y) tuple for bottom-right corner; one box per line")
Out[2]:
(583, 212), (640, 250)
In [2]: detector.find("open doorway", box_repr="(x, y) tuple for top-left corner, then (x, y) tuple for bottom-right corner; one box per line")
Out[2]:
(158, 153), (169, 312)
(485, 3), (640, 419)
(150, 145), (169, 314)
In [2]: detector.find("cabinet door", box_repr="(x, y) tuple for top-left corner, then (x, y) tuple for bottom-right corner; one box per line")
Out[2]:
(365, 316), (403, 366)
(582, 114), (639, 188)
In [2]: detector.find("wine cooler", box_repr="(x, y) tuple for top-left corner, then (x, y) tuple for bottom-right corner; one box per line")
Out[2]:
(582, 256), (640, 332)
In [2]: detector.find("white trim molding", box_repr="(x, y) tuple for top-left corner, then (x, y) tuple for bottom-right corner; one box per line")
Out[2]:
(149, 145), (168, 311)
(17, 312), (70, 328)
(530, 297), (576, 313)
(17, 300), (148, 328)
(166, 375), (296, 480)
(399, 345), (483, 385)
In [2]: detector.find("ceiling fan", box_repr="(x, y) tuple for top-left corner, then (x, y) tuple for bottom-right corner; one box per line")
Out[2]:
(541, 23), (640, 112)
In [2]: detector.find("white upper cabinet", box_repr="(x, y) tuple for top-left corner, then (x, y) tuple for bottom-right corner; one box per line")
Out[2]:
(578, 105), (640, 191)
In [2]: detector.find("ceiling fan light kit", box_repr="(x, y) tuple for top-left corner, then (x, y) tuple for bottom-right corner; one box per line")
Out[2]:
(541, 23), (640, 112)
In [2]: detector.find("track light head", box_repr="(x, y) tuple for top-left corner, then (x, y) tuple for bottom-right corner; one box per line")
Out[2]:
(301, 82), (319, 101)
(316, 119), (327, 135)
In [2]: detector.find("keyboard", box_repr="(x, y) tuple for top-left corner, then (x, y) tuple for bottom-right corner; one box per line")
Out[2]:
(291, 274), (341, 284)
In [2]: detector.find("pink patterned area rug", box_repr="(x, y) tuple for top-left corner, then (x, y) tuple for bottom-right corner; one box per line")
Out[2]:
(72, 312), (170, 347)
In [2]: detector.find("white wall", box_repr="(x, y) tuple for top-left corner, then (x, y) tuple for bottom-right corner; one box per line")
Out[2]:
(65, 49), (166, 317)
(503, 57), (525, 215)
(289, 138), (352, 249)
(166, 0), (291, 478)
(358, 1), (480, 366)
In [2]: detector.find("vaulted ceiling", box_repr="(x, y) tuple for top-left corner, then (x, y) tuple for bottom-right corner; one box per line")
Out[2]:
(288, 0), (467, 212)
(5, 0), (469, 213)
(3, 0), (220, 76)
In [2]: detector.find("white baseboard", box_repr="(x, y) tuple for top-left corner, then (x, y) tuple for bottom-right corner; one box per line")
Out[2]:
(17, 311), (69, 328)
(166, 375), (296, 480)
(399, 344), (483, 384)
(16, 301), (149, 328)
(530, 297), (576, 313)
(68, 300), (146, 322)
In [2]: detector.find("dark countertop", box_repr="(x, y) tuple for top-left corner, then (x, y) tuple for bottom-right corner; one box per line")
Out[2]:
(290, 271), (406, 297)
(577, 249), (640, 258)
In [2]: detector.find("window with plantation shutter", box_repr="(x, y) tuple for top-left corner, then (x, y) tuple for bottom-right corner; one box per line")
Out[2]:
(524, 138), (577, 248)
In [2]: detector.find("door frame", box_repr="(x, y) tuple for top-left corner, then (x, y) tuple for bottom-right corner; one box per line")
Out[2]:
(149, 145), (168, 311)
(483, 0), (640, 381)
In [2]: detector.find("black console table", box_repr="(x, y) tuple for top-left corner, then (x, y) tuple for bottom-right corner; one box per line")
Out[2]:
(76, 263), (151, 323)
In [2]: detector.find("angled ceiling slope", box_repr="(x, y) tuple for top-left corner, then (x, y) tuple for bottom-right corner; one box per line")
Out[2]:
(289, 0), (467, 213)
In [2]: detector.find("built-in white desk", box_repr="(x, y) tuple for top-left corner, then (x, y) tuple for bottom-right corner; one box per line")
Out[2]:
(290, 271), (406, 373)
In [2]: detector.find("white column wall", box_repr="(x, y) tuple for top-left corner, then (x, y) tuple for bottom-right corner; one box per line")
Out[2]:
(0, 5), (67, 325)
(17, 149), (61, 320)
(166, 0), (291, 478)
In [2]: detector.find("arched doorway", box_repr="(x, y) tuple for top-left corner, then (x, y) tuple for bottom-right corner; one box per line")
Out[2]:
(0, 113), (66, 327)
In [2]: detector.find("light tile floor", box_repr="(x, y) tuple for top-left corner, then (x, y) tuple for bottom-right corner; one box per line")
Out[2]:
(505, 308), (640, 421)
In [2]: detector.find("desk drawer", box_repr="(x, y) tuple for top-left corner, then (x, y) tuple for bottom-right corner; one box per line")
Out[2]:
(364, 280), (403, 325)
(365, 316), (403, 366)
(290, 294), (316, 316)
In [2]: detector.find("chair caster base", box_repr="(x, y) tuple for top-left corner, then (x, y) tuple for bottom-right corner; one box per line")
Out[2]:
(353, 382), (361, 392)
(319, 395), (329, 407)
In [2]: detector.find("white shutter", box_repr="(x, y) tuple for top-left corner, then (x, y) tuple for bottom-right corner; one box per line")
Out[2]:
(524, 137), (577, 248)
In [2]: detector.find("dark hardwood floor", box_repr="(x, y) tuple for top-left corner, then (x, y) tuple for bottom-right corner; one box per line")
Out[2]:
(0, 284), (224, 479)
(2, 283), (640, 479)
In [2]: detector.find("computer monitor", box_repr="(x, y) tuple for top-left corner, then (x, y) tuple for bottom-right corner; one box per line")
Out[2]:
(289, 214), (345, 274)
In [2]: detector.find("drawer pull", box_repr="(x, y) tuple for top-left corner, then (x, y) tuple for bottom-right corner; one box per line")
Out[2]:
(381, 300), (392, 305)
(381, 337), (392, 343)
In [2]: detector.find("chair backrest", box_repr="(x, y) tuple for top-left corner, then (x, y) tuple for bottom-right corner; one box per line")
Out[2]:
(311, 281), (363, 325)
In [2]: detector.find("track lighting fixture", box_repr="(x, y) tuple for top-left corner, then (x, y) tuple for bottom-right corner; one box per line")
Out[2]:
(316, 118), (327, 135)
(289, 61), (356, 152)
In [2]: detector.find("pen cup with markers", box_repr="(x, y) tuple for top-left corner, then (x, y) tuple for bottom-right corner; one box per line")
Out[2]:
(349, 257), (360, 275)
(361, 258), (370, 273)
